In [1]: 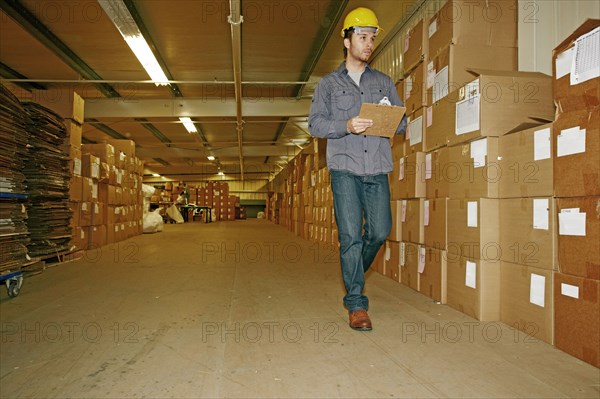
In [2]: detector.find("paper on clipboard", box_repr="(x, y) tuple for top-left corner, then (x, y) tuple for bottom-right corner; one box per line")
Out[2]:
(358, 103), (406, 138)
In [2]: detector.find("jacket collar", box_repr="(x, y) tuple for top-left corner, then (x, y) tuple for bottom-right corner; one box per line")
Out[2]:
(336, 61), (372, 75)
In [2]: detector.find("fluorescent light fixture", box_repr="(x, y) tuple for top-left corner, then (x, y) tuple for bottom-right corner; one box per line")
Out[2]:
(207, 155), (215, 161)
(152, 173), (160, 177)
(217, 171), (225, 176)
(179, 117), (197, 133)
(98, 0), (170, 86)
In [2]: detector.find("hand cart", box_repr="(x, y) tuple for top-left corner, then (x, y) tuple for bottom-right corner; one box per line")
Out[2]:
(0, 271), (24, 298)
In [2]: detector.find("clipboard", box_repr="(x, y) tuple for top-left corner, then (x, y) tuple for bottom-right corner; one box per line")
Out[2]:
(358, 103), (406, 138)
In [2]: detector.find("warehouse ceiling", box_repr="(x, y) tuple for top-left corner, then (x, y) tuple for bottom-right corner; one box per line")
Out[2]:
(0, 0), (416, 182)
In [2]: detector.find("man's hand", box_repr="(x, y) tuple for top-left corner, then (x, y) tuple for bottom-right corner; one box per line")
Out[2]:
(346, 117), (373, 134)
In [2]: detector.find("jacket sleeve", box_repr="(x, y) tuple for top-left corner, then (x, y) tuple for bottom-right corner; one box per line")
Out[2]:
(308, 80), (350, 139)
(387, 77), (408, 135)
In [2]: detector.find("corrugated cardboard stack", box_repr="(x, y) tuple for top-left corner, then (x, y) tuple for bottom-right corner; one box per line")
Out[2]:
(550, 20), (600, 368)
(196, 181), (240, 221)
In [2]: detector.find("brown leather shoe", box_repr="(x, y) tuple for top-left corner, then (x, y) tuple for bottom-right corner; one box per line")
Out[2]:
(349, 309), (372, 331)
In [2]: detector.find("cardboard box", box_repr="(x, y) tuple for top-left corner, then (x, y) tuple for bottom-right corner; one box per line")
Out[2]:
(391, 132), (406, 162)
(373, 246), (385, 275)
(69, 146), (82, 177)
(425, 44), (517, 106)
(81, 154), (100, 180)
(499, 198), (556, 269)
(402, 199), (424, 244)
(552, 19), (600, 114)
(81, 177), (98, 203)
(88, 225), (107, 250)
(69, 176), (83, 202)
(69, 202), (79, 227)
(420, 248), (447, 303)
(34, 90), (84, 124)
(63, 119), (82, 149)
(400, 242), (421, 291)
(425, 147), (450, 198)
(500, 261), (553, 345)
(107, 224), (118, 244)
(553, 108), (599, 197)
(383, 241), (399, 279)
(447, 198), (500, 261)
(79, 202), (92, 227)
(82, 143), (116, 166)
(447, 255), (501, 321)
(424, 93), (454, 152)
(448, 70), (554, 147)
(403, 18), (428, 72)
(390, 152), (426, 199)
(498, 123), (554, 198)
(406, 107), (426, 153)
(447, 137), (500, 199)
(91, 203), (105, 226)
(403, 62), (427, 115)
(427, 0), (517, 59)
(554, 273), (600, 368)
(556, 197), (600, 280)
(424, 198), (447, 250)
(388, 201), (403, 241)
(71, 227), (87, 251)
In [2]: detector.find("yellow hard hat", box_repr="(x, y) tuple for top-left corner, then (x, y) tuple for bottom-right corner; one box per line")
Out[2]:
(341, 7), (380, 37)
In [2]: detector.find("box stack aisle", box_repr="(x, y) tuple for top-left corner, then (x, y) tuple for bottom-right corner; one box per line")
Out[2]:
(0, 84), (31, 273)
(551, 20), (599, 368)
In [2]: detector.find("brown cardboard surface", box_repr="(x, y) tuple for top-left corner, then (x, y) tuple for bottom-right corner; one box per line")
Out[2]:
(553, 108), (600, 197)
(69, 176), (83, 202)
(554, 272), (600, 367)
(403, 19), (428, 73)
(420, 248), (447, 303)
(82, 154), (100, 180)
(552, 19), (600, 114)
(427, 0), (517, 59)
(425, 147), (450, 198)
(33, 90), (84, 124)
(401, 242), (420, 291)
(88, 225), (107, 250)
(424, 197), (448, 250)
(82, 143), (116, 166)
(390, 152), (426, 199)
(556, 197), (600, 280)
(499, 198), (556, 269)
(358, 103), (406, 138)
(447, 255), (501, 321)
(406, 107), (426, 153)
(69, 146), (82, 177)
(424, 92), (456, 152)
(425, 44), (517, 106)
(63, 119), (82, 149)
(79, 202), (92, 227)
(391, 133), (406, 162)
(500, 262), (554, 345)
(384, 241), (400, 280)
(404, 62), (427, 115)
(447, 198), (500, 261)
(447, 137), (500, 199)
(498, 123), (554, 198)
(447, 70), (554, 147)
(91, 203), (106, 226)
(402, 199), (424, 244)
(388, 201), (403, 241)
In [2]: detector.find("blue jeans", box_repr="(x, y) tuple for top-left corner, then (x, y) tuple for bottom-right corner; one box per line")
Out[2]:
(330, 170), (392, 312)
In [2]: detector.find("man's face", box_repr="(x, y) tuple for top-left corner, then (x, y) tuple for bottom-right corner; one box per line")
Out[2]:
(345, 30), (377, 62)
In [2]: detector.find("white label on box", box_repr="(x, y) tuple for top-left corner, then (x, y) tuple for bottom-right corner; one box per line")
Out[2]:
(464, 79), (480, 98)
(427, 61), (435, 89)
(404, 34), (410, 53)
(455, 94), (480, 136)
(557, 127), (586, 157)
(81, 203), (88, 211)
(433, 66), (449, 103)
(409, 115), (423, 146)
(399, 158), (405, 180)
(424, 200), (430, 226)
(428, 20), (437, 38)
(117, 170), (123, 185)
(425, 153), (432, 180)
(385, 244), (391, 261)
(405, 76), (413, 100)
(465, 260), (477, 289)
(400, 242), (406, 266)
(467, 201), (478, 228)
(81, 230), (85, 239)
(114, 225), (119, 233)
(559, 209), (586, 236)
(426, 106), (433, 127)
(470, 138), (487, 168)
(418, 246), (426, 273)
(73, 158), (81, 176)
(533, 198), (549, 230)
(401, 200), (407, 222)
(571, 26), (600, 85)
(556, 47), (574, 79)
(561, 283), (579, 299)
(534, 128), (551, 161)
(94, 203), (100, 214)
(91, 183), (98, 199)
(530, 273), (546, 307)
(91, 163), (99, 179)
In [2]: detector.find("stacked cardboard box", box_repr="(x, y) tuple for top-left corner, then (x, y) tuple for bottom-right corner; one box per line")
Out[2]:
(550, 20), (600, 368)
(195, 181), (240, 221)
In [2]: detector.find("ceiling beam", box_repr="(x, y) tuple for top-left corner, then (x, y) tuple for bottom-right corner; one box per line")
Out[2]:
(0, 0), (120, 98)
(0, 63), (46, 91)
(85, 97), (311, 118)
(228, 0), (245, 181)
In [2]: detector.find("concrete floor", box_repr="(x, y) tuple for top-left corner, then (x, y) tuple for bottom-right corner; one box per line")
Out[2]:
(1, 219), (598, 398)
